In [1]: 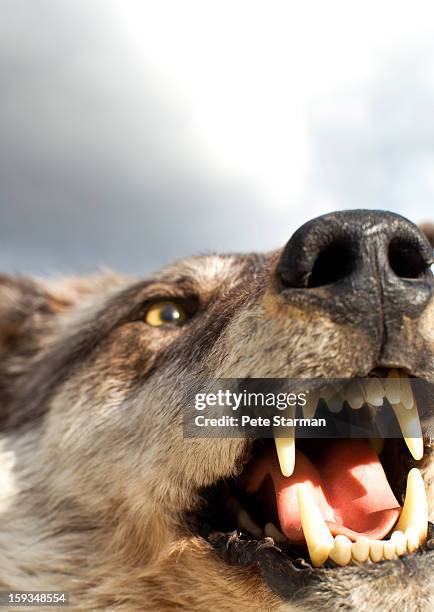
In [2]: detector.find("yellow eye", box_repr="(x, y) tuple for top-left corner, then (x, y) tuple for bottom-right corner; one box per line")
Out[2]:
(145, 301), (187, 327)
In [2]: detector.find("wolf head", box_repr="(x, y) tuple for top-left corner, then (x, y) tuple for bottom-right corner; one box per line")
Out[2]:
(0, 210), (433, 611)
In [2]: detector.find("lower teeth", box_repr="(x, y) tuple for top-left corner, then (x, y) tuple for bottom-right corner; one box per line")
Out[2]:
(233, 467), (428, 568)
(327, 528), (420, 566)
(296, 467), (427, 567)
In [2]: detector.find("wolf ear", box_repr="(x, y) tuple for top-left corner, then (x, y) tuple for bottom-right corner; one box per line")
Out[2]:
(419, 223), (434, 248)
(0, 272), (126, 429)
(0, 272), (126, 355)
(0, 274), (70, 356)
(0, 274), (73, 428)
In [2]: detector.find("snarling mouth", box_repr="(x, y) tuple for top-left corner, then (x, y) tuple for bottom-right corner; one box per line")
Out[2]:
(190, 369), (433, 596)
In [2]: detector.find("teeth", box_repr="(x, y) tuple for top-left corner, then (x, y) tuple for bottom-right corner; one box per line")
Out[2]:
(303, 391), (319, 419)
(325, 467), (427, 568)
(274, 435), (295, 477)
(369, 540), (384, 562)
(394, 468), (428, 543)
(236, 509), (263, 539)
(352, 536), (370, 562)
(384, 369), (401, 405)
(345, 380), (364, 409)
(405, 525), (419, 553)
(328, 391), (344, 413)
(328, 526), (424, 567)
(391, 530), (407, 556)
(264, 522), (286, 543)
(329, 535), (352, 566)
(383, 539), (396, 560)
(327, 384), (345, 413)
(296, 466), (427, 569)
(227, 493), (263, 539)
(270, 370), (427, 570)
(364, 378), (384, 406)
(399, 372), (414, 410)
(320, 384), (338, 402)
(274, 370), (422, 477)
(390, 401), (423, 460)
(297, 483), (334, 567)
(274, 405), (295, 477)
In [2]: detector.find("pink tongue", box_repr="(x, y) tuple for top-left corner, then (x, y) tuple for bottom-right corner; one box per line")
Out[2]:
(244, 440), (401, 542)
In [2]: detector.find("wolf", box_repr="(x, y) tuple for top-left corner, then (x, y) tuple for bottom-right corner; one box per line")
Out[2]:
(0, 210), (433, 611)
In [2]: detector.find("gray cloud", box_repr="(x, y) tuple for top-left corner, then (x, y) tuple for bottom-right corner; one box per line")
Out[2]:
(309, 54), (434, 219)
(0, 1), (285, 275)
(1, 1), (433, 277)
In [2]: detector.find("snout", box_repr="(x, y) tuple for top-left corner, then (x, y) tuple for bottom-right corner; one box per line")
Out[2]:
(276, 210), (434, 370)
(277, 209), (432, 296)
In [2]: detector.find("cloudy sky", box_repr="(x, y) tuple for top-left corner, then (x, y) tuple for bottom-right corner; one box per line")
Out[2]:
(1, 1), (434, 276)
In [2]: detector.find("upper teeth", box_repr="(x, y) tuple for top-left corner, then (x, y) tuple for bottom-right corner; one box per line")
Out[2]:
(345, 380), (364, 409)
(274, 405), (296, 477)
(384, 368), (401, 404)
(274, 369), (424, 478)
(365, 378), (384, 406)
(390, 401), (423, 460)
(274, 435), (296, 478)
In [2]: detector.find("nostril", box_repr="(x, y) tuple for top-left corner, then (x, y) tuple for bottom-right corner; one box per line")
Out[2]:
(388, 238), (430, 279)
(307, 239), (356, 288)
(278, 211), (433, 296)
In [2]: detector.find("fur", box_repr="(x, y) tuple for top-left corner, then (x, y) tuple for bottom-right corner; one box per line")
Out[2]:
(0, 218), (433, 611)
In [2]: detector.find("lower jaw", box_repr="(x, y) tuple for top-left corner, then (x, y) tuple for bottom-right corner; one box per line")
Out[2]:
(204, 522), (434, 605)
(191, 437), (431, 569)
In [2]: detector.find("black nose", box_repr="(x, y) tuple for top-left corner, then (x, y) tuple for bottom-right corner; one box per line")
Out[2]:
(278, 210), (433, 291)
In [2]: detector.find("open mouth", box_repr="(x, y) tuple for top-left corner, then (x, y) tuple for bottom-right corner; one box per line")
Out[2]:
(190, 369), (433, 592)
